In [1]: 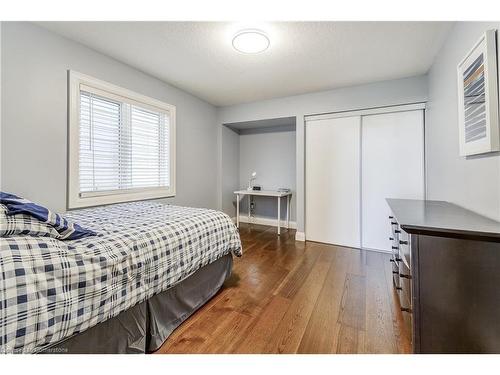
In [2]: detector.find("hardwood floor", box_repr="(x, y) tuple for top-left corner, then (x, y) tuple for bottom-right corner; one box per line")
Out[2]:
(155, 223), (412, 354)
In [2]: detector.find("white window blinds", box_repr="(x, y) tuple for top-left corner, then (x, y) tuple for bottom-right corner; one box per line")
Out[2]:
(79, 88), (171, 197)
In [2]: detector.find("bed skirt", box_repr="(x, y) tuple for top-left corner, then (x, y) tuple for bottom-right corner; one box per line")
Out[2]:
(40, 254), (233, 354)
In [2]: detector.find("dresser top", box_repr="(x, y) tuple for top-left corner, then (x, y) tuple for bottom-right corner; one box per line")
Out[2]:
(386, 199), (500, 242)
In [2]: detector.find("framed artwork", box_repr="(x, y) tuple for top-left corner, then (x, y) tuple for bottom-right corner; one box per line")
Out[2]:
(457, 29), (499, 156)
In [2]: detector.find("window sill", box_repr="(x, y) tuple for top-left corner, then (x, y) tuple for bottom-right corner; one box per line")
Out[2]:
(67, 187), (176, 209)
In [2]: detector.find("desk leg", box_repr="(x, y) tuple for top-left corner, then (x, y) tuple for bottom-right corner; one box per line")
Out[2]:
(286, 195), (290, 229)
(248, 195), (251, 224)
(236, 194), (240, 229)
(277, 196), (281, 236)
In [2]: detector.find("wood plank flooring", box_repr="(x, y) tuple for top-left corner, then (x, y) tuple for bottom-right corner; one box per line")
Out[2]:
(155, 223), (412, 354)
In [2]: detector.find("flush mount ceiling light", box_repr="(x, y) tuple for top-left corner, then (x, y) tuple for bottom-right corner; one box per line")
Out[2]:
(232, 29), (270, 54)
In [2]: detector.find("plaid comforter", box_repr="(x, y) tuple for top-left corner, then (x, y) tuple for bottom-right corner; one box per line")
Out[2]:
(0, 202), (241, 353)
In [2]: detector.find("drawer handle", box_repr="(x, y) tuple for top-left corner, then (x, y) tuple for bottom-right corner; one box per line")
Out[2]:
(399, 240), (408, 245)
(389, 216), (394, 219)
(389, 237), (394, 241)
(395, 230), (401, 233)
(395, 286), (402, 290)
(392, 246), (398, 250)
(399, 273), (412, 279)
(392, 271), (399, 275)
(391, 222), (398, 225)
(401, 307), (412, 313)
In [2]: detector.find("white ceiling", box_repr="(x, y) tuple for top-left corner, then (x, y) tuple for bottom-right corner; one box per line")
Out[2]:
(38, 21), (453, 107)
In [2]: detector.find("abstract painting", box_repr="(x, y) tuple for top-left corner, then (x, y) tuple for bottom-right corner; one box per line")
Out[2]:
(457, 30), (499, 156)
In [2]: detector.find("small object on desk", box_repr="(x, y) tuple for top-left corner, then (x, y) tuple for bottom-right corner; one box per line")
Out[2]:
(252, 185), (262, 191)
(234, 189), (292, 236)
(277, 188), (291, 193)
(247, 171), (257, 191)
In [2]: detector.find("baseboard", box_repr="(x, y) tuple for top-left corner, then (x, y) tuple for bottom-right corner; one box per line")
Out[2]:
(236, 215), (297, 229)
(361, 246), (392, 254)
(295, 231), (305, 242)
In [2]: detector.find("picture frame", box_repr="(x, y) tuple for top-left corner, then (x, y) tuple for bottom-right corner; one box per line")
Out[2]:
(457, 29), (499, 156)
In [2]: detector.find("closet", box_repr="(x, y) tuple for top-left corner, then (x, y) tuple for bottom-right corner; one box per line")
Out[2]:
(305, 115), (361, 247)
(305, 104), (425, 252)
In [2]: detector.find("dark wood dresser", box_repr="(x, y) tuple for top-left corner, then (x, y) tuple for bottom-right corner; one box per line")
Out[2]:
(386, 198), (500, 353)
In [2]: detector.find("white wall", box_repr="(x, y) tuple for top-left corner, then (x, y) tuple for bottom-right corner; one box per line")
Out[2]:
(0, 22), (2, 187)
(217, 75), (429, 234)
(1, 22), (218, 213)
(426, 22), (500, 221)
(221, 125), (240, 216)
(238, 126), (296, 221)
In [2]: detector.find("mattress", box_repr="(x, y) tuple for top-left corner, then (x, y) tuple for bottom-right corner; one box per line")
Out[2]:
(0, 201), (241, 353)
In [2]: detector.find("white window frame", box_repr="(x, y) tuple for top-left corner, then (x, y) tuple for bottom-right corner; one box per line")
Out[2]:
(68, 70), (176, 209)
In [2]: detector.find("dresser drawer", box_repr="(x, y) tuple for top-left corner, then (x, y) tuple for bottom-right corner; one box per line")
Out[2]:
(389, 215), (401, 289)
(398, 230), (411, 269)
(398, 259), (412, 333)
(391, 258), (401, 289)
(398, 259), (412, 309)
(389, 215), (412, 333)
(390, 220), (400, 240)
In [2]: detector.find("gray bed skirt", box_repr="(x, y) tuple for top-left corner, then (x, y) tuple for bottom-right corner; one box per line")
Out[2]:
(41, 254), (233, 354)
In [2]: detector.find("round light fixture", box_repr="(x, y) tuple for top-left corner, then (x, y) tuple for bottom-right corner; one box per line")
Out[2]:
(232, 29), (270, 54)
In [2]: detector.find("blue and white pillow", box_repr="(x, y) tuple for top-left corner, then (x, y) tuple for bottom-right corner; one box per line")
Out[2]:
(0, 204), (62, 238)
(0, 192), (96, 240)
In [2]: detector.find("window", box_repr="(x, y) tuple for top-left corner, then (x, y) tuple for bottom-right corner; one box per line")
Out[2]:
(68, 71), (176, 208)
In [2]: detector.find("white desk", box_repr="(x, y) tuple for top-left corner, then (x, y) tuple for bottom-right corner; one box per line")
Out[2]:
(234, 190), (292, 235)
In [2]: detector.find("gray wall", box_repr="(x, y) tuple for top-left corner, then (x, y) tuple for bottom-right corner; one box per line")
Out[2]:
(426, 22), (500, 221)
(221, 125), (239, 216)
(0, 22), (2, 185)
(1, 22), (218, 213)
(238, 126), (296, 221)
(217, 75), (429, 234)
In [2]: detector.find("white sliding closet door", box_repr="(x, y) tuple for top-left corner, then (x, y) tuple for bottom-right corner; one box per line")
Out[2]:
(361, 110), (425, 252)
(306, 116), (361, 247)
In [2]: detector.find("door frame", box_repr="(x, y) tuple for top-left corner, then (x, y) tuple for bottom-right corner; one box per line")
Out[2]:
(305, 102), (426, 122)
(304, 102), (427, 250)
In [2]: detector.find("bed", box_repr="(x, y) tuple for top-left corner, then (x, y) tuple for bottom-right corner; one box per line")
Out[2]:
(0, 201), (242, 354)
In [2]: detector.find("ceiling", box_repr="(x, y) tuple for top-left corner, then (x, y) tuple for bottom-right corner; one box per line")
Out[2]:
(38, 21), (453, 107)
